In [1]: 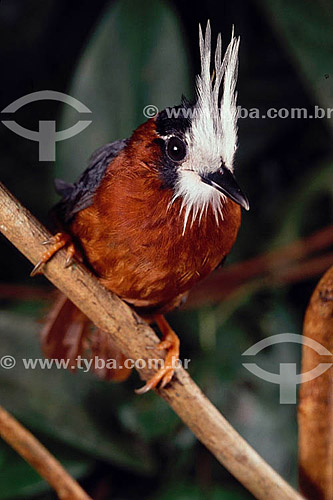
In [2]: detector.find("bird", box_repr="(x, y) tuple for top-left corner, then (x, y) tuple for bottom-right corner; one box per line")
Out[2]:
(31, 21), (249, 393)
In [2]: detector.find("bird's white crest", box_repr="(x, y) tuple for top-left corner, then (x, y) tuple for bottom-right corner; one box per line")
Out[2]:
(191, 21), (239, 173)
(172, 21), (240, 233)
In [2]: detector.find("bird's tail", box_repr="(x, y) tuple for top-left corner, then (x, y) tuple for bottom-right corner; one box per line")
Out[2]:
(41, 292), (132, 382)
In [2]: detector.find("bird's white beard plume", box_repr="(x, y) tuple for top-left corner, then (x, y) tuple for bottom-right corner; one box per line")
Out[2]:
(171, 170), (226, 234)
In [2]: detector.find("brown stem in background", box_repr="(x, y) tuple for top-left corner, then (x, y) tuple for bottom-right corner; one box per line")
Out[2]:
(0, 283), (53, 301)
(298, 265), (333, 500)
(0, 181), (304, 500)
(0, 405), (92, 500)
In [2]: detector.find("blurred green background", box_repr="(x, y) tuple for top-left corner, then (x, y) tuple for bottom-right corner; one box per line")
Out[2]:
(0, 0), (332, 498)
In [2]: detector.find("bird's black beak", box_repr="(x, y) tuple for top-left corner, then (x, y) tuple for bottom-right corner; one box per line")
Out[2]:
(201, 166), (250, 211)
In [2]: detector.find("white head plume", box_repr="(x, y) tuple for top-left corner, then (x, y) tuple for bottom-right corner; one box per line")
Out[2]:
(170, 21), (241, 233)
(190, 20), (240, 173)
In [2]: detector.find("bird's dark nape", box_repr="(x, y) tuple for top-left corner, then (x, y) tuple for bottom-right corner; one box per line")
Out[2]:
(155, 98), (193, 138)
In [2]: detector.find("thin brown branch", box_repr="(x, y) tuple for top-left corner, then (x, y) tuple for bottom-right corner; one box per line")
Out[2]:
(222, 224), (333, 280)
(298, 265), (333, 499)
(273, 253), (333, 287)
(0, 283), (53, 301)
(0, 405), (91, 500)
(0, 181), (303, 500)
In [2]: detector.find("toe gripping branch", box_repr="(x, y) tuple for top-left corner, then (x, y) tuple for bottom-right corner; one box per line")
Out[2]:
(135, 314), (180, 395)
(30, 232), (76, 276)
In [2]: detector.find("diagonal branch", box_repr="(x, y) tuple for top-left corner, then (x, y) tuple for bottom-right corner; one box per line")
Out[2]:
(0, 405), (92, 500)
(0, 181), (303, 500)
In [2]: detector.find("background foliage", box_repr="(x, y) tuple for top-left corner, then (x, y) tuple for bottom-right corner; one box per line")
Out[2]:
(0, 0), (332, 498)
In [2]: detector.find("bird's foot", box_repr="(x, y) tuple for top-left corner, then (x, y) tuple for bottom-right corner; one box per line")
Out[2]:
(135, 315), (180, 394)
(30, 232), (75, 276)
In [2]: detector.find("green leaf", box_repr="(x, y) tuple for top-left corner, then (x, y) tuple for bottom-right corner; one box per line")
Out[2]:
(156, 481), (202, 500)
(155, 482), (251, 500)
(56, 0), (191, 184)
(0, 440), (92, 500)
(119, 395), (179, 441)
(210, 486), (251, 500)
(256, 0), (333, 133)
(273, 161), (333, 245)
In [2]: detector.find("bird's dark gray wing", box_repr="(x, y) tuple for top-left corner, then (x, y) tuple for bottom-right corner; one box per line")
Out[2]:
(53, 139), (127, 223)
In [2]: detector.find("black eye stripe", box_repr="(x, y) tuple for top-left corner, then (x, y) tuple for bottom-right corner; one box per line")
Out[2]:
(166, 137), (187, 162)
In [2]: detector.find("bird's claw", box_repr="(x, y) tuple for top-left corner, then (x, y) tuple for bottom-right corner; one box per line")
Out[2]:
(135, 315), (180, 395)
(30, 260), (45, 277)
(65, 256), (73, 268)
(30, 232), (74, 276)
(64, 244), (75, 268)
(41, 237), (55, 246)
(135, 366), (174, 395)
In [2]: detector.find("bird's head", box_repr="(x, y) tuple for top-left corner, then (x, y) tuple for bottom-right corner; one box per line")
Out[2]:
(151, 21), (249, 231)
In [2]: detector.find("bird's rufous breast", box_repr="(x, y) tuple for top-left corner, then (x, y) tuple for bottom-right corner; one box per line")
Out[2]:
(69, 120), (241, 314)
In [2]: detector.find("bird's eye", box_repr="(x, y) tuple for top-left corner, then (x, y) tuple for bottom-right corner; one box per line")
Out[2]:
(166, 137), (186, 162)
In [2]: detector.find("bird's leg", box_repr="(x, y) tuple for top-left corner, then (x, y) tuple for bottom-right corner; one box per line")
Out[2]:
(30, 232), (76, 276)
(135, 314), (180, 394)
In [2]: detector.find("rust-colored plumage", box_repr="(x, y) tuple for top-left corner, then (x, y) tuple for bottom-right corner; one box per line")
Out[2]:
(70, 120), (241, 315)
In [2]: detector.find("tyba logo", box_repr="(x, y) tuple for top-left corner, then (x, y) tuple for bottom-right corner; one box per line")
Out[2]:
(242, 333), (332, 404)
(1, 91), (92, 161)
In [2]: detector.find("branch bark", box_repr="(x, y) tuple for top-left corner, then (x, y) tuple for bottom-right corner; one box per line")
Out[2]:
(298, 265), (333, 499)
(0, 181), (303, 500)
